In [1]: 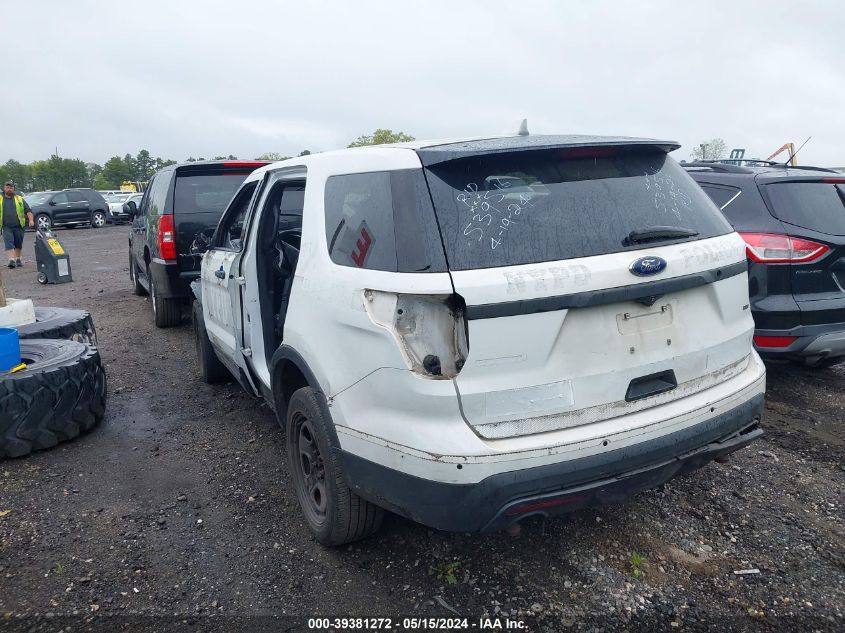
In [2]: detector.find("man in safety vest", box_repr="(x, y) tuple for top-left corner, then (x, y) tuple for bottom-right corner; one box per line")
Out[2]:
(2, 181), (34, 268)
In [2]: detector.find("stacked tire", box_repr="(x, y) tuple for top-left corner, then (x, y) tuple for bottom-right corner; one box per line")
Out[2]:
(1, 308), (106, 459)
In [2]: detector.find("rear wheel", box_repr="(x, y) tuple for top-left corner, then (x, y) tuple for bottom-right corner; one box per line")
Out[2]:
(286, 387), (384, 546)
(129, 253), (147, 296)
(192, 300), (229, 383)
(91, 211), (106, 228)
(150, 270), (182, 328)
(35, 213), (51, 231)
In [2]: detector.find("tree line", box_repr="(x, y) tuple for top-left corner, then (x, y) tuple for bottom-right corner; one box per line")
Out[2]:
(0, 129), (415, 192)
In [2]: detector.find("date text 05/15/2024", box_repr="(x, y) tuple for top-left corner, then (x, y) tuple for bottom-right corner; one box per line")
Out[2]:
(307, 617), (528, 630)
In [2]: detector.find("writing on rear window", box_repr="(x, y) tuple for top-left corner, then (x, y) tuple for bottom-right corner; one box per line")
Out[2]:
(425, 149), (732, 271)
(643, 170), (693, 222)
(457, 178), (544, 251)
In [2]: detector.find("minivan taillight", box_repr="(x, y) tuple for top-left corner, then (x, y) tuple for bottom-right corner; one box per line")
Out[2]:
(158, 214), (177, 262)
(363, 290), (468, 379)
(738, 232), (829, 264)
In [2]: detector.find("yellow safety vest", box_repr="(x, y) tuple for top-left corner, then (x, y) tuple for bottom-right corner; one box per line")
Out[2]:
(1, 195), (26, 231)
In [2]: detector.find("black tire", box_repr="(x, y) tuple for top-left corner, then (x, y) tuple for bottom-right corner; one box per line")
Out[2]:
(150, 271), (181, 328)
(286, 387), (384, 546)
(16, 307), (98, 347)
(192, 300), (229, 383)
(129, 252), (147, 296)
(1, 339), (107, 459)
(91, 211), (106, 228)
(37, 272), (48, 284)
(35, 213), (52, 231)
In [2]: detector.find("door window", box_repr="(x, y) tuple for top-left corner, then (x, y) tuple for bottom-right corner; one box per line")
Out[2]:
(51, 192), (68, 204)
(66, 191), (86, 203)
(215, 181), (258, 250)
(148, 173), (171, 216)
(136, 181), (152, 216)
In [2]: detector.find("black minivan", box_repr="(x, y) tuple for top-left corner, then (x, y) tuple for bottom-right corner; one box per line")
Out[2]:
(128, 160), (268, 327)
(686, 161), (845, 367)
(25, 189), (109, 230)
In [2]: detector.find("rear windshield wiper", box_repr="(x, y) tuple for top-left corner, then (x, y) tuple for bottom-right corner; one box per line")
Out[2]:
(625, 226), (699, 246)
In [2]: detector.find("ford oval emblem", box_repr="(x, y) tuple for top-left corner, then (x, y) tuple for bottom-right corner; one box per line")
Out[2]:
(629, 256), (667, 277)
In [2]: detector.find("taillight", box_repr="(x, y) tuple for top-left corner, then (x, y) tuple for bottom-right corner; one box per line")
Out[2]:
(158, 214), (177, 261)
(738, 232), (829, 263)
(363, 291), (468, 379)
(753, 335), (797, 348)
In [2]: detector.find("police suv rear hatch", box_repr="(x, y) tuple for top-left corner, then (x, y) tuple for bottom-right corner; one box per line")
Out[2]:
(419, 137), (754, 439)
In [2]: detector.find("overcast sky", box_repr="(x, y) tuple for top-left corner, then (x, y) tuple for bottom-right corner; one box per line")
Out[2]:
(4, 1), (844, 166)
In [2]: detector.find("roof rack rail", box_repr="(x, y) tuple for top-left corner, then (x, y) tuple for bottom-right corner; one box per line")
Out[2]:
(683, 160), (838, 175)
(763, 164), (839, 173)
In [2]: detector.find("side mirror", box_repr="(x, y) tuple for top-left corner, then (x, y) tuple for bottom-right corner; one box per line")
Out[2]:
(123, 202), (136, 218)
(49, 200), (56, 206)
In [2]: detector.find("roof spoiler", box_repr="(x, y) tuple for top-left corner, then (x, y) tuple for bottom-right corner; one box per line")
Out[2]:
(416, 136), (680, 167)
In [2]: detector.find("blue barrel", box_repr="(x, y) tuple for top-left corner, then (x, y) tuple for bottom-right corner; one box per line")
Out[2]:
(0, 327), (21, 372)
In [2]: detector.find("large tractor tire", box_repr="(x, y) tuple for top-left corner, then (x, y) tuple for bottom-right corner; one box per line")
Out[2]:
(0, 339), (107, 459)
(15, 307), (97, 347)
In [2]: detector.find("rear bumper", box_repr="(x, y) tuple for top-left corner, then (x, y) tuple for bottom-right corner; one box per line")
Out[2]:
(148, 260), (198, 300)
(339, 393), (764, 532)
(754, 321), (845, 362)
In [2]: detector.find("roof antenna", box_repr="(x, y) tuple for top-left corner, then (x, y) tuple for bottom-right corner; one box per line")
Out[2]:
(517, 118), (529, 136)
(784, 136), (812, 166)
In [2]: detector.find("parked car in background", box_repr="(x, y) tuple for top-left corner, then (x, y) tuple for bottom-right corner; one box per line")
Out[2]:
(191, 135), (766, 545)
(686, 161), (845, 367)
(105, 192), (143, 223)
(128, 160), (268, 327)
(24, 188), (109, 230)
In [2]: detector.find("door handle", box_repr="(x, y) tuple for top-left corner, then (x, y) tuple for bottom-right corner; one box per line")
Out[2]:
(215, 269), (226, 279)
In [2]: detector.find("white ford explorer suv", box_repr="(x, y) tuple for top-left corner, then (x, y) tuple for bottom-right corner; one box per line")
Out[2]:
(192, 134), (766, 546)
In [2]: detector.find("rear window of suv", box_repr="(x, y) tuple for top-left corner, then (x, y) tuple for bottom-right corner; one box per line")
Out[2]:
(424, 149), (732, 270)
(764, 182), (845, 236)
(174, 173), (251, 217)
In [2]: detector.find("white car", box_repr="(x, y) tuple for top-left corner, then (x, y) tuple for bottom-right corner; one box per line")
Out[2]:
(193, 134), (766, 545)
(105, 192), (142, 222)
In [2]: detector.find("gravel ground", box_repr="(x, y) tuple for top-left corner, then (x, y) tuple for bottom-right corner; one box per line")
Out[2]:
(0, 225), (842, 632)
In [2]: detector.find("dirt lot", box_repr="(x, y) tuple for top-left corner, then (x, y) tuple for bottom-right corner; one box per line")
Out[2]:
(1, 225), (843, 632)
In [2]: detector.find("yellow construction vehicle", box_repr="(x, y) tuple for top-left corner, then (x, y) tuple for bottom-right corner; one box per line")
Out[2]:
(766, 143), (798, 166)
(119, 181), (148, 193)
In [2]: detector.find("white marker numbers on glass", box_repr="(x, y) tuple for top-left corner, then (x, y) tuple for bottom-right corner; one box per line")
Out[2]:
(457, 179), (534, 251)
